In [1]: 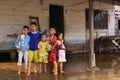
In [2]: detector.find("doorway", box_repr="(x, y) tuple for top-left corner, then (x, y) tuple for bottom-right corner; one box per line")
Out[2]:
(49, 5), (64, 34)
(118, 20), (120, 30)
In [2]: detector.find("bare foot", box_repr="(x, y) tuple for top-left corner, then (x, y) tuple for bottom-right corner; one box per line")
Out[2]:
(34, 69), (37, 74)
(60, 71), (65, 73)
(39, 71), (42, 74)
(54, 72), (58, 75)
(18, 71), (21, 75)
(25, 69), (28, 74)
(27, 72), (31, 76)
(52, 70), (55, 73)
(44, 70), (47, 73)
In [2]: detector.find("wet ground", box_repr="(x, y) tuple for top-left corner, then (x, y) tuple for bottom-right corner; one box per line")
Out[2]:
(0, 53), (120, 80)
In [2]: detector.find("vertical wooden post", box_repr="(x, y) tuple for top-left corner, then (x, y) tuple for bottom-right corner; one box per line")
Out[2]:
(89, 0), (96, 68)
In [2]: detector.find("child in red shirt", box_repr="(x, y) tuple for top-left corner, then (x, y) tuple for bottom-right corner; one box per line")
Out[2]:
(48, 28), (58, 75)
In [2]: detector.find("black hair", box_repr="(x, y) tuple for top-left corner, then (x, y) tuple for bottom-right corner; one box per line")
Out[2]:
(50, 27), (56, 31)
(41, 33), (47, 36)
(57, 33), (64, 38)
(40, 33), (47, 41)
(30, 22), (37, 26)
(23, 25), (29, 30)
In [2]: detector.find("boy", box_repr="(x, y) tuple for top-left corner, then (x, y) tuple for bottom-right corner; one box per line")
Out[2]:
(15, 26), (30, 75)
(48, 28), (58, 75)
(27, 22), (42, 75)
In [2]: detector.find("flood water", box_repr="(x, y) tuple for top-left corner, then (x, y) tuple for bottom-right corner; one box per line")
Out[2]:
(0, 53), (120, 80)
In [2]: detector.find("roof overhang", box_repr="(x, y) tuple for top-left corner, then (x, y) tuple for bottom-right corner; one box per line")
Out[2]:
(95, 0), (120, 6)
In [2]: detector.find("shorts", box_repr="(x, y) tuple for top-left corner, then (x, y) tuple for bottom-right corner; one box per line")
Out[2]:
(58, 50), (66, 62)
(28, 50), (38, 63)
(49, 52), (56, 62)
(39, 55), (48, 63)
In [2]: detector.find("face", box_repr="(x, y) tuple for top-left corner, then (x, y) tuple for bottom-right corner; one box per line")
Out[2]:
(50, 28), (56, 35)
(30, 24), (37, 32)
(41, 35), (47, 42)
(58, 33), (63, 40)
(22, 28), (29, 35)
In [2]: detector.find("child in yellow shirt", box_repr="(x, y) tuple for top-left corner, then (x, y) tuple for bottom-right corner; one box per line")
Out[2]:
(38, 34), (49, 73)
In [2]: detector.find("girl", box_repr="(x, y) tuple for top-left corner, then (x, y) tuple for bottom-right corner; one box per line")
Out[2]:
(38, 34), (49, 73)
(57, 33), (66, 73)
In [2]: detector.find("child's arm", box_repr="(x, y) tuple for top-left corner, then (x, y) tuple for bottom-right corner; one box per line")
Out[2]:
(38, 48), (40, 58)
(52, 42), (57, 49)
(15, 40), (19, 48)
(56, 40), (63, 48)
(38, 42), (41, 58)
(15, 35), (21, 50)
(27, 44), (29, 51)
(59, 39), (64, 48)
(51, 36), (57, 49)
(27, 37), (30, 51)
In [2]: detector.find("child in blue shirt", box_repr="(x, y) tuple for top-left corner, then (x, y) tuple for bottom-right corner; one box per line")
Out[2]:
(15, 26), (30, 75)
(27, 22), (42, 75)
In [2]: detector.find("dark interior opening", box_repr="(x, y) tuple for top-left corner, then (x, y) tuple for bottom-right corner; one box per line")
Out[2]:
(49, 5), (64, 34)
(118, 20), (120, 29)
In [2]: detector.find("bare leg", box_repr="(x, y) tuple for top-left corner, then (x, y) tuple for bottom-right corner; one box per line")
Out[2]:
(44, 63), (47, 73)
(59, 62), (64, 73)
(25, 69), (28, 74)
(52, 64), (55, 73)
(34, 63), (37, 73)
(18, 66), (21, 75)
(27, 62), (31, 75)
(39, 63), (42, 73)
(53, 61), (58, 75)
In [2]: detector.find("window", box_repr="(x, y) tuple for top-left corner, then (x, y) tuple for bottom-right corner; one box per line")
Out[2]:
(85, 9), (108, 29)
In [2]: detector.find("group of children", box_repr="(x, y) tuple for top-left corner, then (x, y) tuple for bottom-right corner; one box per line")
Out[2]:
(15, 22), (66, 75)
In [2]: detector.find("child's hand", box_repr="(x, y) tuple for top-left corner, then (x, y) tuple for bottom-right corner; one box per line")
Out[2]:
(17, 34), (21, 41)
(38, 50), (40, 58)
(27, 48), (29, 51)
(18, 48), (21, 51)
(51, 47), (54, 50)
(38, 53), (40, 58)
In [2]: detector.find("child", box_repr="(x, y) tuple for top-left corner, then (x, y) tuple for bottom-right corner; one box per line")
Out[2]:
(15, 26), (30, 75)
(48, 28), (58, 75)
(57, 33), (66, 73)
(38, 34), (49, 73)
(27, 22), (42, 75)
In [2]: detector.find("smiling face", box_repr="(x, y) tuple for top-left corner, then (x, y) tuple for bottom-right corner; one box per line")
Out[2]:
(58, 33), (63, 40)
(50, 28), (56, 35)
(41, 34), (47, 42)
(22, 28), (29, 35)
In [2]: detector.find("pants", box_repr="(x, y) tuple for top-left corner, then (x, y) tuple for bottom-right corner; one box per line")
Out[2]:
(17, 51), (28, 69)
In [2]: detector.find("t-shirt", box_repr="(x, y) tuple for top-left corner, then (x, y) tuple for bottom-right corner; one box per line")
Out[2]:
(57, 40), (65, 49)
(49, 35), (57, 45)
(15, 34), (30, 51)
(38, 41), (48, 55)
(28, 31), (41, 50)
